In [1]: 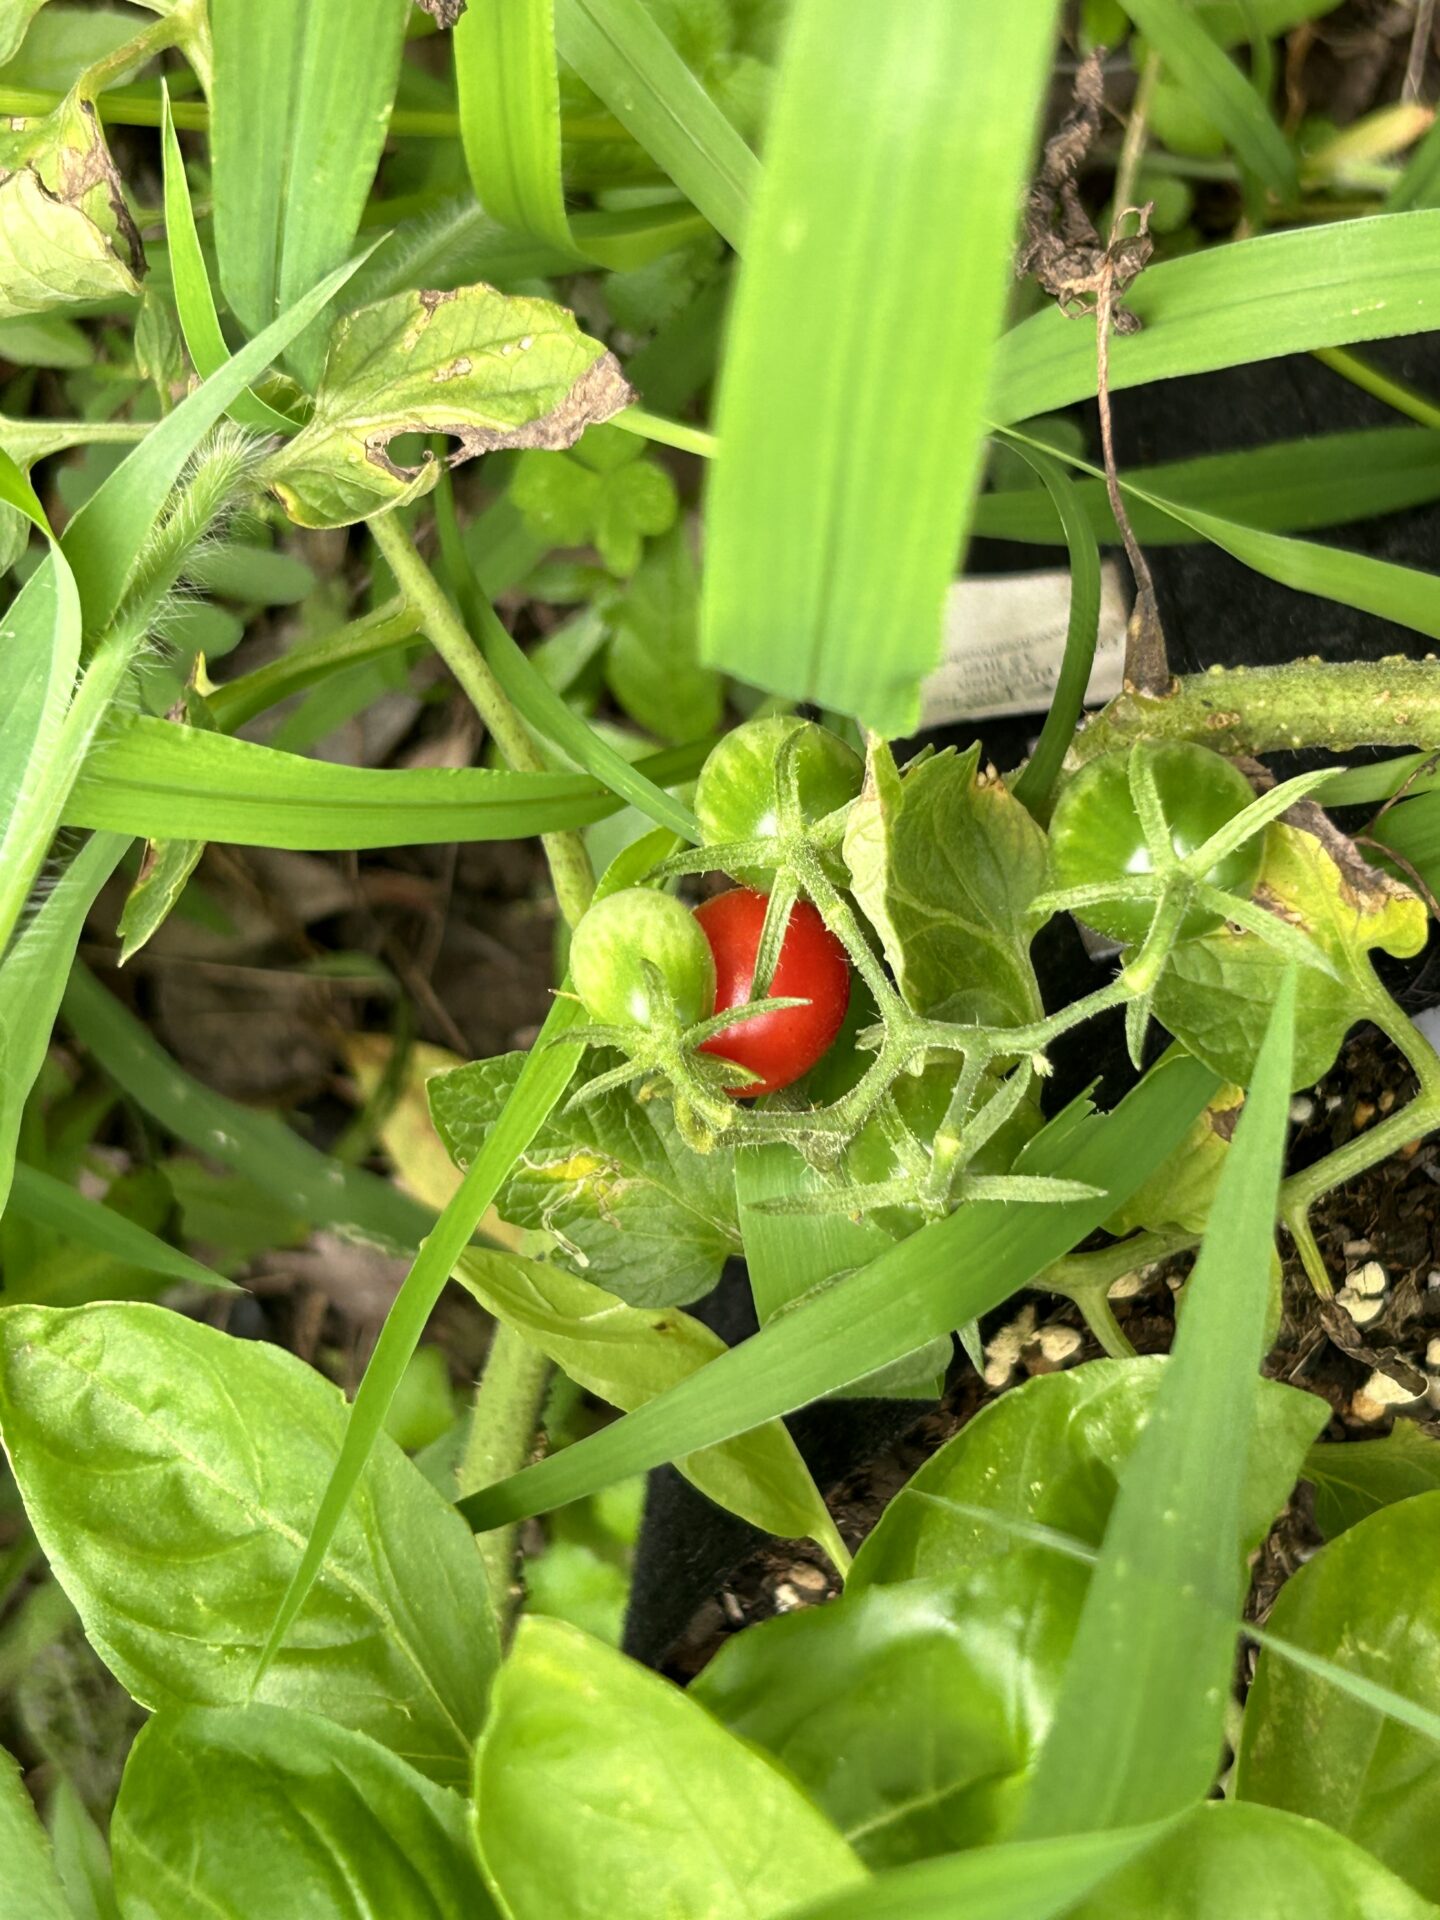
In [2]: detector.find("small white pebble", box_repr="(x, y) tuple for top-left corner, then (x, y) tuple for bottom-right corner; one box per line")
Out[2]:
(1108, 1269), (1147, 1300)
(1427, 1337), (1440, 1372)
(1336, 1287), (1384, 1328)
(1429, 1271), (1440, 1292)
(1325, 1093), (1344, 1112)
(1343, 1239), (1373, 1259)
(1289, 1096), (1315, 1125)
(1350, 1260), (1388, 1299)
(1037, 1325), (1083, 1365)
(771, 1582), (804, 1613)
(1359, 1369), (1426, 1410)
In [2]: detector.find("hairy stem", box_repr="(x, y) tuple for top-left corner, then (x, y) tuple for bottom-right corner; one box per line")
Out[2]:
(457, 1323), (553, 1626)
(1072, 660), (1440, 764)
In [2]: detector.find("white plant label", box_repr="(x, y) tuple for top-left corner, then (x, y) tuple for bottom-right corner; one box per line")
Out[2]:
(920, 562), (1130, 727)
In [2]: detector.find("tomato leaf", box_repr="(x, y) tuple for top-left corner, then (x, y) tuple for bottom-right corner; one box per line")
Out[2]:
(431, 1051), (739, 1309)
(844, 742), (1048, 1027)
(1154, 823), (1427, 1089)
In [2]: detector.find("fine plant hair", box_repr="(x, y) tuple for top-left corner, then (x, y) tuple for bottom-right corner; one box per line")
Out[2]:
(113, 420), (269, 651)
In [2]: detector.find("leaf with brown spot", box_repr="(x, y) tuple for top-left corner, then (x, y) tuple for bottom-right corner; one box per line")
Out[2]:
(262, 282), (635, 529)
(0, 90), (143, 319)
(414, 0), (466, 22)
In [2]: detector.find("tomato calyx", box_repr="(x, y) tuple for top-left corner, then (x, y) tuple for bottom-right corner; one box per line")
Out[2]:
(658, 720), (864, 897)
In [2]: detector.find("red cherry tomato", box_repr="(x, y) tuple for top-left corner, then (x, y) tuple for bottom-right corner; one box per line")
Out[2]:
(694, 888), (851, 1098)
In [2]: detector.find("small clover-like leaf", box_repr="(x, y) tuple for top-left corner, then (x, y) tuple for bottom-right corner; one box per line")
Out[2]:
(263, 284), (634, 529)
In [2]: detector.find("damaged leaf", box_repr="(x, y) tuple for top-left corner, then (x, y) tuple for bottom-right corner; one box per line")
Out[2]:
(414, 0), (466, 22)
(262, 282), (634, 529)
(1155, 818), (1427, 1088)
(0, 92), (143, 318)
(429, 1050), (739, 1309)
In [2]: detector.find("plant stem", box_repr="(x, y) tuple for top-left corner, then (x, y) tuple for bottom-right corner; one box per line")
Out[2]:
(369, 511), (597, 1631)
(368, 511), (595, 929)
(1112, 51), (1162, 225)
(457, 1323), (553, 1623)
(1312, 345), (1440, 433)
(1073, 660), (1440, 764)
(0, 85), (625, 145)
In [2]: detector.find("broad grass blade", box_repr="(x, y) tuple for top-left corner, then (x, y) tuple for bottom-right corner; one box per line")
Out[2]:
(1121, 0), (1296, 202)
(62, 719), (707, 848)
(454, 0), (582, 258)
(555, 0), (758, 250)
(1019, 972), (1299, 1834)
(160, 89), (297, 434)
(252, 830), (678, 1694)
(209, 0), (407, 385)
(8, 1163), (234, 1295)
(783, 1821), (1177, 1920)
(700, 0), (1059, 733)
(0, 835), (127, 1220)
(994, 213), (1440, 425)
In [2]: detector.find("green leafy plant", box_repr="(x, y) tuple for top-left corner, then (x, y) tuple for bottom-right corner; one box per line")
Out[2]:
(4, 1), (1440, 1916)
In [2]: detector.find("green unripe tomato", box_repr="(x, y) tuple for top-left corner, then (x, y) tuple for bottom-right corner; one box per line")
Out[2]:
(695, 717), (863, 884)
(1046, 742), (1264, 946)
(569, 888), (716, 1031)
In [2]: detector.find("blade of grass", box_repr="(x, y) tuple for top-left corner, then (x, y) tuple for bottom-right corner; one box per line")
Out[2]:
(784, 1821), (1179, 1920)
(458, 1054), (1220, 1532)
(1119, 0), (1296, 203)
(1019, 971), (1299, 1835)
(61, 718), (708, 849)
(160, 88), (298, 434)
(8, 1163), (234, 1294)
(700, 0), (1059, 733)
(432, 474), (702, 843)
(251, 827), (678, 1693)
(993, 212), (1440, 425)
(60, 963), (435, 1252)
(554, 0), (758, 250)
(1004, 423), (1440, 654)
(454, 0), (583, 259)
(0, 452), (83, 958)
(0, 836), (128, 1220)
(1009, 446), (1104, 824)
(209, 0), (407, 385)
(974, 428), (1440, 547)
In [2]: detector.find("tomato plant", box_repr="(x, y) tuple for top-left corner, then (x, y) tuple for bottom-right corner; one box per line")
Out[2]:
(570, 888), (716, 1030)
(1046, 742), (1267, 945)
(695, 888), (851, 1095)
